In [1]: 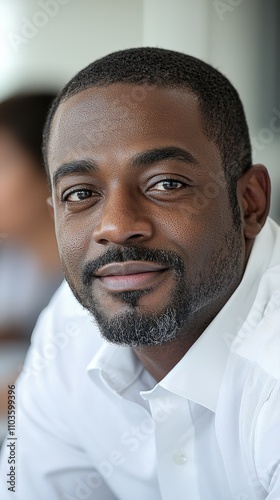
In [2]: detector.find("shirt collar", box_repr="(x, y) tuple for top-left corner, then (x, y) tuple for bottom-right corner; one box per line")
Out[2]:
(149, 218), (277, 411)
(87, 341), (144, 394)
(87, 218), (276, 411)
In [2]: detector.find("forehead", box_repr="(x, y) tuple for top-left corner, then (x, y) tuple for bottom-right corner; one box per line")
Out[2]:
(48, 83), (222, 173)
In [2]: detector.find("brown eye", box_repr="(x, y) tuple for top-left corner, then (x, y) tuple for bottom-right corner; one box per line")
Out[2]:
(153, 179), (186, 191)
(64, 189), (93, 202)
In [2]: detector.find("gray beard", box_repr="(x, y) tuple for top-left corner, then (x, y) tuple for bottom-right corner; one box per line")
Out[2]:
(89, 277), (189, 347)
(64, 226), (243, 348)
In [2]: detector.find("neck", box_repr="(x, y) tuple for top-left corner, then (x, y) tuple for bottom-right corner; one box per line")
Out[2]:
(133, 314), (213, 381)
(132, 284), (244, 381)
(133, 340), (191, 382)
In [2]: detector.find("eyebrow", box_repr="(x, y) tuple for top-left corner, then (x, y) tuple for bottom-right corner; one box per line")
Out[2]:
(52, 159), (97, 188)
(131, 146), (198, 167)
(52, 146), (198, 188)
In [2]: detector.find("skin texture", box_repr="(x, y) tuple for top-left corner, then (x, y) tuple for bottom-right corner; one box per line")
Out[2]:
(48, 84), (270, 381)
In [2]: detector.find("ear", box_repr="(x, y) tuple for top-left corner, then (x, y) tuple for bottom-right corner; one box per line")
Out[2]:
(46, 196), (54, 220)
(237, 165), (271, 240)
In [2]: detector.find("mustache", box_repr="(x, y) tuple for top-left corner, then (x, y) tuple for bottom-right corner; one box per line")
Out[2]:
(82, 245), (185, 288)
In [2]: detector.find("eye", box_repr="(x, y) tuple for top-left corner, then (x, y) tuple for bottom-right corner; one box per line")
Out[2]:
(62, 189), (94, 202)
(152, 179), (187, 191)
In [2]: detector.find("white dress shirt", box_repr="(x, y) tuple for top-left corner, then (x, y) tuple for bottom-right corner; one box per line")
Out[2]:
(0, 217), (280, 500)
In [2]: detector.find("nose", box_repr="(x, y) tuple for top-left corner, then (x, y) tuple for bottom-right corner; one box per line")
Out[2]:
(93, 187), (154, 246)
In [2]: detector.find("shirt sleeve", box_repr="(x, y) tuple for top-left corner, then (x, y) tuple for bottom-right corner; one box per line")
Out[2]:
(0, 288), (117, 500)
(254, 380), (280, 498)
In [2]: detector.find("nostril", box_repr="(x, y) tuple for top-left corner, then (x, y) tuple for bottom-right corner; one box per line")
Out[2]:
(95, 230), (151, 246)
(92, 202), (154, 245)
(129, 233), (145, 240)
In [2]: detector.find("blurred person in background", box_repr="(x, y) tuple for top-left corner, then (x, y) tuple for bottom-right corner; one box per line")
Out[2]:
(0, 93), (63, 440)
(0, 93), (62, 340)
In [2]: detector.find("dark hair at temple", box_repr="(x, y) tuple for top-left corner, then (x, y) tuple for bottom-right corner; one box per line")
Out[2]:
(43, 47), (252, 217)
(0, 92), (56, 169)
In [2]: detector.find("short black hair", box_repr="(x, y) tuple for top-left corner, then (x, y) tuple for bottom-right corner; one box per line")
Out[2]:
(0, 92), (56, 170)
(43, 47), (252, 209)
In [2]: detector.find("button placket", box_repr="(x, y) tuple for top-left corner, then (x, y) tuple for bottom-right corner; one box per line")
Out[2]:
(148, 390), (200, 500)
(173, 450), (188, 465)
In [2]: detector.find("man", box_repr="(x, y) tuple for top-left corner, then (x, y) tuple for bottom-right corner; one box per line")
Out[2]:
(0, 47), (279, 499)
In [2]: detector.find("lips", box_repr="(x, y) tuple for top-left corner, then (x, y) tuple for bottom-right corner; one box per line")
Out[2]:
(94, 261), (169, 292)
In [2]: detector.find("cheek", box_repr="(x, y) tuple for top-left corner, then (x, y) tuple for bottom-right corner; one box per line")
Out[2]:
(154, 203), (204, 240)
(155, 201), (233, 269)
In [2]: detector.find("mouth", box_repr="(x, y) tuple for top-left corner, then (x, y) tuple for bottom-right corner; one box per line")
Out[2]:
(94, 261), (169, 292)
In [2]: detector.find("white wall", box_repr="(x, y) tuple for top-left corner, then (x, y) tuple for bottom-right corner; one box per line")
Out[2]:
(143, 0), (211, 60)
(0, 0), (143, 96)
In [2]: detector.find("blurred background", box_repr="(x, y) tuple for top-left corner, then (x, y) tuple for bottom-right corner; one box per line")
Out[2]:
(0, 0), (279, 441)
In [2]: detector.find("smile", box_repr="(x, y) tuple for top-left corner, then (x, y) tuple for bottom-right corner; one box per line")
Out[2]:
(94, 261), (169, 292)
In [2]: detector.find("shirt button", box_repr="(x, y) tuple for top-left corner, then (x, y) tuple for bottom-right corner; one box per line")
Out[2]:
(173, 450), (188, 465)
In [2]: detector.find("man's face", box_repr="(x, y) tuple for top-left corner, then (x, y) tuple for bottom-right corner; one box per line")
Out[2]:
(48, 84), (246, 347)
